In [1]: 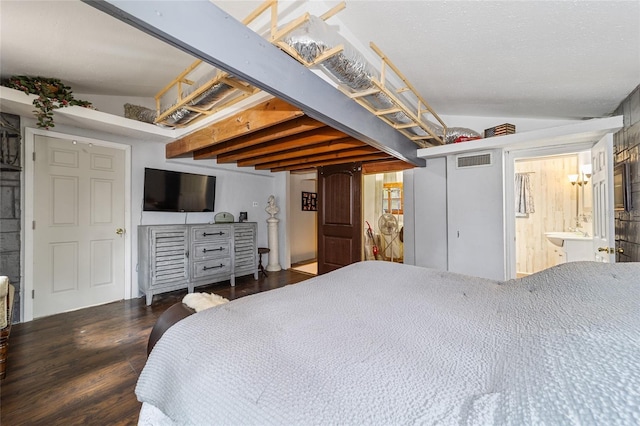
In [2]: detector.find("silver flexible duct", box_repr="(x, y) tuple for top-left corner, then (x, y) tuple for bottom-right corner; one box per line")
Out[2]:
(163, 82), (236, 126)
(284, 15), (481, 145)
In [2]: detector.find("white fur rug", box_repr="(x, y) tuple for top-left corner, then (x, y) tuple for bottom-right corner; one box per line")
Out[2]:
(182, 292), (229, 312)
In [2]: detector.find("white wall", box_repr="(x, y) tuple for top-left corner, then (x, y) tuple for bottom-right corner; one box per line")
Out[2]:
(405, 157), (449, 271)
(21, 117), (282, 301)
(75, 93), (156, 117)
(288, 172), (317, 264)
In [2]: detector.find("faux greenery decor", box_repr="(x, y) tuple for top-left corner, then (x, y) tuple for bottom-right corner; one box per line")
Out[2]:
(2, 76), (93, 129)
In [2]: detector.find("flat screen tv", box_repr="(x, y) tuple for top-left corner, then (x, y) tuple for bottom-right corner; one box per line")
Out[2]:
(143, 168), (216, 212)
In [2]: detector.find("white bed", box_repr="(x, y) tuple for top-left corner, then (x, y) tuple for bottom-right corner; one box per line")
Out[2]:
(137, 261), (640, 425)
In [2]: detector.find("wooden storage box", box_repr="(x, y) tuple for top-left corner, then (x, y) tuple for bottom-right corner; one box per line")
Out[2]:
(484, 123), (515, 138)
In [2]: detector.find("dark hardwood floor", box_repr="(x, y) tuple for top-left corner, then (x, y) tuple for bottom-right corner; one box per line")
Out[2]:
(0, 269), (312, 425)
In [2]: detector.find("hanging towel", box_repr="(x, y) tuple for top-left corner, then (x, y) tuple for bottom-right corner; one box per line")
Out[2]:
(515, 173), (535, 214)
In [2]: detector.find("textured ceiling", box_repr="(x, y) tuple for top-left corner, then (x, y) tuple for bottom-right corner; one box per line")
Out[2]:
(1, 0), (638, 120)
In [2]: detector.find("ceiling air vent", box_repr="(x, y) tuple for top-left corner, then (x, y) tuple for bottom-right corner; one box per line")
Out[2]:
(456, 152), (492, 168)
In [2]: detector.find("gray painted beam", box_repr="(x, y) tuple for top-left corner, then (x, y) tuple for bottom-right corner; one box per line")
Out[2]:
(83, 0), (425, 166)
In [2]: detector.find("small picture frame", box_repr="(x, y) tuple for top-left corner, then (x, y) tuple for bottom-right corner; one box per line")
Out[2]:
(239, 211), (248, 222)
(301, 191), (317, 211)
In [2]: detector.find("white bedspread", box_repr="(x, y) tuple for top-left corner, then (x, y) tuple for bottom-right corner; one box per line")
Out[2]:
(136, 261), (640, 425)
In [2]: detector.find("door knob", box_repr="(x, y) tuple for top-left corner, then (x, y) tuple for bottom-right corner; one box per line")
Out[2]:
(116, 228), (125, 236)
(597, 247), (623, 254)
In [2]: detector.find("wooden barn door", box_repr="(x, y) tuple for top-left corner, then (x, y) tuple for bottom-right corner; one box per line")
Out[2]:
(317, 162), (362, 275)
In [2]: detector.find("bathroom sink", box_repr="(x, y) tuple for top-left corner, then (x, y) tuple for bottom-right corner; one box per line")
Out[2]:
(544, 232), (592, 247)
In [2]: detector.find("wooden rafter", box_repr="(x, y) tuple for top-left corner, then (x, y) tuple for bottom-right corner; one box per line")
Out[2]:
(252, 146), (380, 170)
(166, 98), (304, 158)
(195, 122), (342, 160)
(232, 137), (368, 166)
(362, 159), (415, 174)
(217, 137), (364, 164)
(270, 153), (392, 172)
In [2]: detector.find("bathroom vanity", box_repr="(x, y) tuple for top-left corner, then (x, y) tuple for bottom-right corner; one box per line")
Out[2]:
(545, 232), (593, 263)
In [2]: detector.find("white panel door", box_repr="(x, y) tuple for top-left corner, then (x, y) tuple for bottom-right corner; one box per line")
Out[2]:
(33, 135), (126, 317)
(591, 134), (615, 262)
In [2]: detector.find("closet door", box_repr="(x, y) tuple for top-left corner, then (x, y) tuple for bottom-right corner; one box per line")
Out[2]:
(447, 150), (506, 280)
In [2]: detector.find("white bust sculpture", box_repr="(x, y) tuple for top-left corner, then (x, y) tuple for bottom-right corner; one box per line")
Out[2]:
(265, 195), (281, 271)
(265, 195), (279, 218)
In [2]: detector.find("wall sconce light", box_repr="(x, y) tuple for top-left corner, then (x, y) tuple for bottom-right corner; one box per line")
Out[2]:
(568, 174), (580, 185)
(568, 164), (592, 186)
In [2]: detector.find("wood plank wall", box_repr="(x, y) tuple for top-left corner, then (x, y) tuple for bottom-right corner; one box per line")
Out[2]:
(613, 84), (640, 262)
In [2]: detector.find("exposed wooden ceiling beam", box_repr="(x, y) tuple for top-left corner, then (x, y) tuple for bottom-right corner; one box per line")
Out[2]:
(270, 153), (392, 172)
(240, 144), (377, 168)
(166, 98), (303, 158)
(362, 159), (416, 174)
(193, 116), (328, 160)
(217, 137), (365, 164)
(252, 146), (380, 170)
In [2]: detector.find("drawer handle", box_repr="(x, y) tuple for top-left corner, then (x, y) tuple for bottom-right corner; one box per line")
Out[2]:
(203, 247), (224, 253)
(203, 231), (224, 237)
(203, 263), (224, 271)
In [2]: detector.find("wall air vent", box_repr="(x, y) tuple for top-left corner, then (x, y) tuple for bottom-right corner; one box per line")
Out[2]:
(456, 152), (492, 168)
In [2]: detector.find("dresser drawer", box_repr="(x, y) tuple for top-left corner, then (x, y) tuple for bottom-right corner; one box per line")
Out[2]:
(192, 241), (231, 260)
(192, 257), (232, 280)
(191, 225), (232, 242)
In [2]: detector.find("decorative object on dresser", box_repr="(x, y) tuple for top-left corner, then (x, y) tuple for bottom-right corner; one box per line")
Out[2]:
(213, 212), (234, 223)
(138, 223), (257, 305)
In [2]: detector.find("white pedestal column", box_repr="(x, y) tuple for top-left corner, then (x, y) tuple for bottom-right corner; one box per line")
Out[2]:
(266, 217), (281, 271)
(265, 195), (282, 272)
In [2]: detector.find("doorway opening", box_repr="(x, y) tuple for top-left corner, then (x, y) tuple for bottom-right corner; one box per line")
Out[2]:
(506, 134), (616, 279)
(514, 151), (592, 277)
(363, 171), (404, 263)
(287, 168), (405, 276)
(289, 171), (318, 275)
